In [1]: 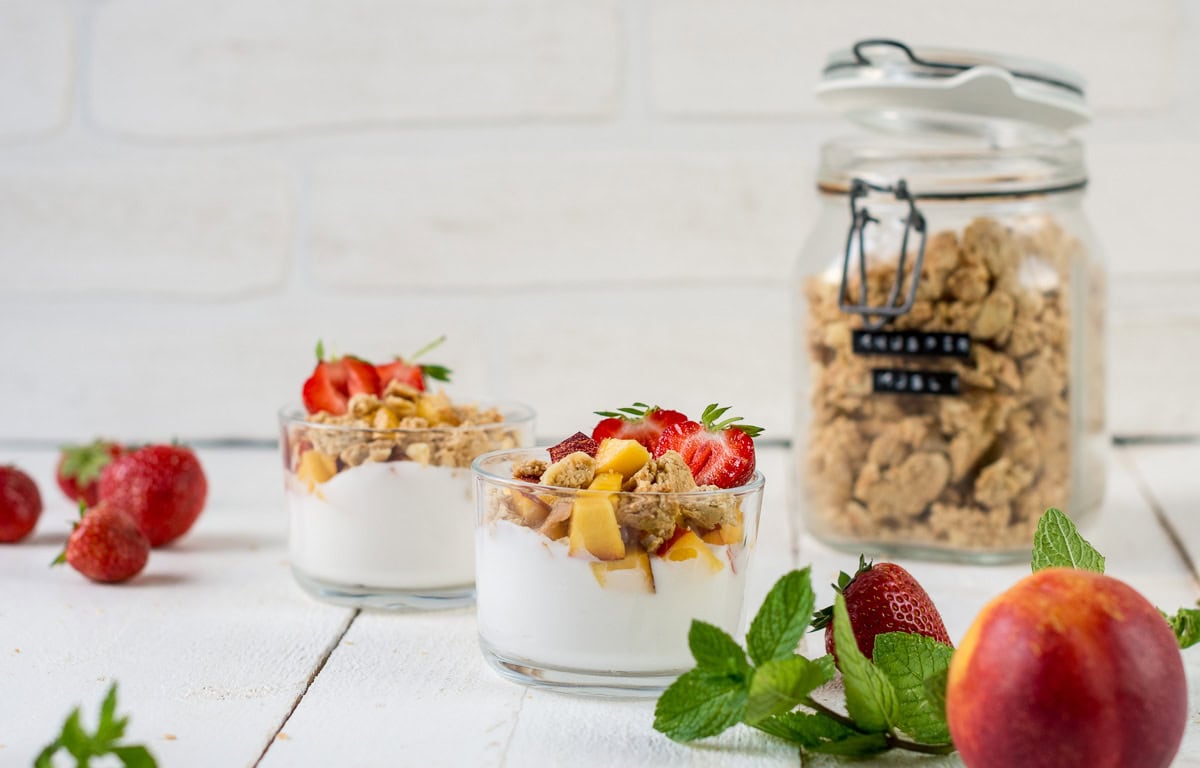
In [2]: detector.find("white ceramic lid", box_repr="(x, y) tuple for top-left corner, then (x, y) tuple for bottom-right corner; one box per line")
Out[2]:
(817, 39), (1091, 138)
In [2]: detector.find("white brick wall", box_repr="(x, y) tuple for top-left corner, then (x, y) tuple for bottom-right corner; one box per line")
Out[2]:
(0, 0), (72, 139)
(0, 0), (1197, 442)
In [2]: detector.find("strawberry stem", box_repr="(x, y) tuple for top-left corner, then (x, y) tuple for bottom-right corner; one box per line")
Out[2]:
(698, 403), (764, 438)
(593, 403), (656, 421)
(409, 335), (447, 362)
(315, 339), (325, 362)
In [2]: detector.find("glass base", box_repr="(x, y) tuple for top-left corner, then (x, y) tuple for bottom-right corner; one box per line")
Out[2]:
(479, 638), (686, 697)
(292, 567), (474, 611)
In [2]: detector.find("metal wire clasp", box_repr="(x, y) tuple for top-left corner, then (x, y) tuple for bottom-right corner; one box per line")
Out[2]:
(838, 177), (927, 329)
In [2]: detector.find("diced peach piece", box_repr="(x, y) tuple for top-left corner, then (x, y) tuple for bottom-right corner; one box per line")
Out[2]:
(594, 438), (651, 480)
(588, 471), (624, 492)
(568, 492), (626, 561)
(296, 450), (336, 491)
(510, 490), (550, 527)
(701, 523), (744, 546)
(664, 530), (724, 573)
(590, 548), (655, 593)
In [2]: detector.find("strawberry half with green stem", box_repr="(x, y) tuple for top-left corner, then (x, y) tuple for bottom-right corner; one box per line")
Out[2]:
(56, 439), (124, 506)
(302, 340), (381, 416)
(375, 335), (453, 393)
(812, 555), (952, 660)
(652, 403), (761, 489)
(592, 402), (688, 452)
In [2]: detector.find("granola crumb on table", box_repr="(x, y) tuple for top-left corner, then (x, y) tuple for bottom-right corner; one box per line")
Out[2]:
(804, 216), (1084, 551)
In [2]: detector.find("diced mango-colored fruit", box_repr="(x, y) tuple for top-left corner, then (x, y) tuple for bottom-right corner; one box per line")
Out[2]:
(296, 450), (336, 491)
(664, 530), (724, 573)
(510, 490), (550, 527)
(701, 524), (744, 546)
(588, 471), (624, 492)
(590, 548), (655, 593)
(568, 493), (626, 561)
(594, 438), (651, 480)
(372, 406), (400, 430)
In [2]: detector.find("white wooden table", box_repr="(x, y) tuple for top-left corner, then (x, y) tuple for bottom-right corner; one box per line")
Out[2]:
(2, 444), (1198, 767)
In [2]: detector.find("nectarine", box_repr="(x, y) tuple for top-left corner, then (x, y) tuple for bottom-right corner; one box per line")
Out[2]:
(947, 568), (1187, 768)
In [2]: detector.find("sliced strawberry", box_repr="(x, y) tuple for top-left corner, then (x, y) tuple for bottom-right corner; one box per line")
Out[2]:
(591, 403), (688, 452)
(375, 359), (425, 391)
(653, 403), (762, 489)
(655, 525), (688, 557)
(548, 432), (599, 463)
(301, 342), (382, 416)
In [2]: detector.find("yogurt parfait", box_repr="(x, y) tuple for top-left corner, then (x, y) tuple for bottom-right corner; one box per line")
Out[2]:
(474, 403), (764, 694)
(281, 340), (534, 609)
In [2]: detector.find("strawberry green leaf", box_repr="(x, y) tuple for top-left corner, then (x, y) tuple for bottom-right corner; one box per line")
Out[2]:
(1161, 606), (1200, 649)
(871, 632), (954, 744)
(1031, 508), (1105, 573)
(753, 709), (859, 748)
(653, 668), (750, 742)
(747, 568), (815, 665)
(419, 364), (452, 383)
(59, 440), (118, 484)
(744, 655), (835, 724)
(688, 621), (750, 676)
(833, 593), (899, 733)
(314, 339), (325, 362)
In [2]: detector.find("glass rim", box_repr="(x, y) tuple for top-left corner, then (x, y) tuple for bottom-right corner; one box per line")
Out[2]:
(278, 400), (536, 435)
(471, 446), (766, 498)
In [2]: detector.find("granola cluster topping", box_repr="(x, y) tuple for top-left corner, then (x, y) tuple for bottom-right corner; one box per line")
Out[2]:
(288, 380), (520, 485)
(497, 447), (738, 554)
(804, 216), (1087, 550)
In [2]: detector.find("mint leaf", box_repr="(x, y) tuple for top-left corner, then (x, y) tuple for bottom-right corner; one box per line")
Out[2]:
(37, 684), (158, 768)
(1031, 507), (1105, 573)
(809, 732), (890, 756)
(1162, 607), (1200, 649)
(653, 668), (750, 742)
(872, 632), (954, 744)
(744, 655), (835, 724)
(113, 745), (158, 768)
(924, 667), (949, 723)
(754, 709), (858, 747)
(688, 621), (750, 676)
(833, 593), (898, 733)
(747, 568), (815, 665)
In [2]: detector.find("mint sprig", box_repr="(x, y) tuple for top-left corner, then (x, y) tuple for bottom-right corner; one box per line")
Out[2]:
(35, 683), (157, 768)
(1031, 507), (1105, 573)
(653, 569), (955, 756)
(1161, 606), (1200, 649)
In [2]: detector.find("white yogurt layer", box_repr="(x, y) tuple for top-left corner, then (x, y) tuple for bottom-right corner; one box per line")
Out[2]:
(476, 520), (750, 672)
(288, 461), (474, 590)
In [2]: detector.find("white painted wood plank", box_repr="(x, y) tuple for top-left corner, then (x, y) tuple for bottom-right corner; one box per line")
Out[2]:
(257, 609), (524, 768)
(0, 447), (350, 768)
(1125, 444), (1200, 579)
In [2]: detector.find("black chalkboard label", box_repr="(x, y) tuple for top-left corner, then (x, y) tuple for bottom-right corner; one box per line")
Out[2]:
(871, 368), (960, 396)
(852, 330), (971, 359)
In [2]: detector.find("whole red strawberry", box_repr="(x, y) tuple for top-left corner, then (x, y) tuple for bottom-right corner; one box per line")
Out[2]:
(813, 557), (952, 659)
(0, 465), (42, 543)
(592, 403), (688, 452)
(56, 439), (124, 506)
(652, 403), (761, 489)
(58, 501), (150, 583)
(99, 445), (207, 547)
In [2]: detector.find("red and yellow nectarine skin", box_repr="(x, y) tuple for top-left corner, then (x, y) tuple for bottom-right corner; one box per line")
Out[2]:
(947, 568), (1187, 768)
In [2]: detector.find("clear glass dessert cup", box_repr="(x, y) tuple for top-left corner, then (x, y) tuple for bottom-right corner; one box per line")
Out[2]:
(473, 447), (765, 696)
(279, 402), (535, 610)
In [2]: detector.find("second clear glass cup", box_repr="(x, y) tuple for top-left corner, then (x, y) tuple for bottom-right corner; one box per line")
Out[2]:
(280, 402), (535, 609)
(473, 447), (765, 696)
